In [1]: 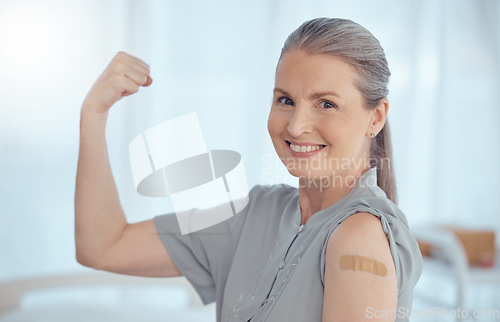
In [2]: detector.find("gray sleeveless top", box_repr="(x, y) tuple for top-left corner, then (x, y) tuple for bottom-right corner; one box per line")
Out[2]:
(154, 167), (423, 321)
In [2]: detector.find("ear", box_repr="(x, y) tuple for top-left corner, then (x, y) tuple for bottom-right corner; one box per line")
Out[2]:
(367, 98), (389, 137)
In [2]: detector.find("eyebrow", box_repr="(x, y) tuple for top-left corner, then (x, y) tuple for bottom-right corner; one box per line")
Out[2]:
(273, 87), (342, 100)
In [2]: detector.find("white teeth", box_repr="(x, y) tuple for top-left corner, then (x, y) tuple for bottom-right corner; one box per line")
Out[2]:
(289, 144), (323, 153)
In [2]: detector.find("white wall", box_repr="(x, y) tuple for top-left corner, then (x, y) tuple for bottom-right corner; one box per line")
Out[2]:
(0, 0), (499, 282)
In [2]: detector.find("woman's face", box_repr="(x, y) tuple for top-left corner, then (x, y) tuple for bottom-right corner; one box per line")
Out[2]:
(267, 49), (381, 183)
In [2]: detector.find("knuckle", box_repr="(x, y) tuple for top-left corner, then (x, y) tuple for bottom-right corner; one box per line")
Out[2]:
(130, 86), (139, 94)
(111, 74), (125, 88)
(110, 60), (125, 73)
(112, 52), (128, 66)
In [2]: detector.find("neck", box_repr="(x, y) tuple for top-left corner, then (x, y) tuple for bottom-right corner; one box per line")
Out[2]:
(297, 166), (369, 225)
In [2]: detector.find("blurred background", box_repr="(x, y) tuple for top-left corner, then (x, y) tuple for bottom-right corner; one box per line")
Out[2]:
(0, 0), (499, 321)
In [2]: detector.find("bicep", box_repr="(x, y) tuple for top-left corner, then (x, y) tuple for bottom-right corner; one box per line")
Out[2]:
(322, 213), (397, 321)
(93, 219), (182, 278)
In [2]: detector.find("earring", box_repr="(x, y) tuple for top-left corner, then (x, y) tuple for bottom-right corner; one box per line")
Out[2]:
(371, 133), (376, 138)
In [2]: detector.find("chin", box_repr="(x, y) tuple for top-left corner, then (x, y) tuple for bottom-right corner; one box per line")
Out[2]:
(287, 168), (328, 181)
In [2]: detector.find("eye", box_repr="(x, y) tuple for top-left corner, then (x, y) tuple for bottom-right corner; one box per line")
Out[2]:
(318, 100), (337, 109)
(278, 97), (294, 106)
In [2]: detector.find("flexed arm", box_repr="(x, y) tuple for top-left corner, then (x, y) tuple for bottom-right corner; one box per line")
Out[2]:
(75, 52), (180, 277)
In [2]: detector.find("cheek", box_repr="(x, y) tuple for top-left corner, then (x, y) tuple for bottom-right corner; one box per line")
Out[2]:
(318, 118), (345, 143)
(267, 109), (286, 138)
(330, 121), (367, 154)
(318, 121), (358, 157)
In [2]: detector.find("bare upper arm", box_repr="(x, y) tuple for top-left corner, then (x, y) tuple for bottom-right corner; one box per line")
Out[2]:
(92, 219), (182, 278)
(322, 212), (397, 322)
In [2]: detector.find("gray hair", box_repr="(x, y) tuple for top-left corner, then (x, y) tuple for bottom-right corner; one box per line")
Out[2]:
(280, 17), (390, 108)
(279, 18), (397, 203)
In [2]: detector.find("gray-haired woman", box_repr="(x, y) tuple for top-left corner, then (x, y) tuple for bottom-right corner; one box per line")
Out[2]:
(75, 18), (422, 322)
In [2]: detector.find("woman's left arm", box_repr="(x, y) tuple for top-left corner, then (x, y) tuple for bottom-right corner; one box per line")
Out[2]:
(322, 212), (397, 322)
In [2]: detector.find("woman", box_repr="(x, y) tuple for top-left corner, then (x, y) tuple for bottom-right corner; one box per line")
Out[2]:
(75, 18), (422, 321)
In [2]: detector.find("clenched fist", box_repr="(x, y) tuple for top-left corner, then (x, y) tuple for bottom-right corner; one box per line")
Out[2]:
(83, 52), (152, 114)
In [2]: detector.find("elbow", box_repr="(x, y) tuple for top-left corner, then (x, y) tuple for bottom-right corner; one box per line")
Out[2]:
(75, 235), (91, 267)
(75, 251), (95, 268)
(75, 253), (106, 271)
(75, 244), (109, 271)
(74, 229), (101, 269)
(75, 246), (103, 269)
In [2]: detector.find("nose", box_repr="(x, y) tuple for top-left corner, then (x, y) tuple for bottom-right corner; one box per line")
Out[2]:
(287, 107), (313, 138)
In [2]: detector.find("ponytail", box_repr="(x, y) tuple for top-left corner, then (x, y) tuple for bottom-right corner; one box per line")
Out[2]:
(370, 120), (397, 204)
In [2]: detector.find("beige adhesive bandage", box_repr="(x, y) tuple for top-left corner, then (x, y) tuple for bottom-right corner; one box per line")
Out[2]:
(339, 254), (387, 277)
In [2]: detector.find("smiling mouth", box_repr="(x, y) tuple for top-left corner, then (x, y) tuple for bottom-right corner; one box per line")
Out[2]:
(285, 140), (326, 153)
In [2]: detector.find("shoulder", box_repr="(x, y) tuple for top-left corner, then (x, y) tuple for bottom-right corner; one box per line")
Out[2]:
(327, 212), (392, 263)
(322, 212), (398, 321)
(324, 193), (423, 298)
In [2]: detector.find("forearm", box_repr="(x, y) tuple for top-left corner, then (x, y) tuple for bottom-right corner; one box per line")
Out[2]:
(74, 105), (128, 266)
